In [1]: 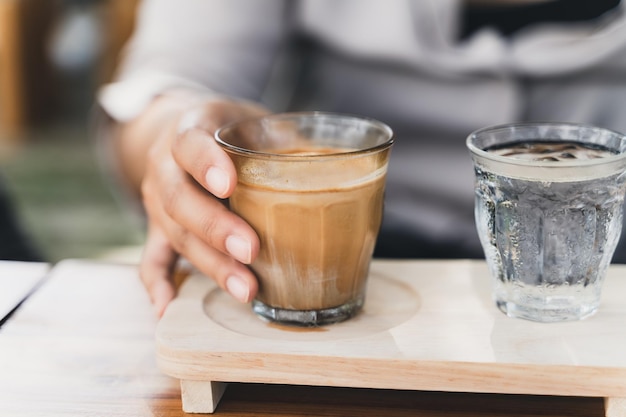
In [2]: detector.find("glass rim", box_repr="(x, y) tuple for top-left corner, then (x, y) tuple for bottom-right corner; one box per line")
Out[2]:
(466, 122), (626, 169)
(214, 111), (394, 160)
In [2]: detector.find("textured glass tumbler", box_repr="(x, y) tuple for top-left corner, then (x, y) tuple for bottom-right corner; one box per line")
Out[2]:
(467, 123), (626, 322)
(215, 112), (393, 326)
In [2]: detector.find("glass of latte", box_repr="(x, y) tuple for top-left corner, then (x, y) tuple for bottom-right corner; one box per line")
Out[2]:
(215, 112), (393, 326)
(467, 123), (626, 322)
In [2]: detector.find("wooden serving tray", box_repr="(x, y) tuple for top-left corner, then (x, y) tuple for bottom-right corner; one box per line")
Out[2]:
(156, 259), (626, 415)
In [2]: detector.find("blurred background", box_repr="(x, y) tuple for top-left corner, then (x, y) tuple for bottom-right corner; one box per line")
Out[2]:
(0, 0), (143, 263)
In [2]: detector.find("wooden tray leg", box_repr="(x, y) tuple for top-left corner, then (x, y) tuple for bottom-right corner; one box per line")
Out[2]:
(605, 397), (626, 417)
(180, 380), (228, 413)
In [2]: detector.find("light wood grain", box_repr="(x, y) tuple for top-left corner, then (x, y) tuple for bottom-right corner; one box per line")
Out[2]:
(181, 381), (228, 413)
(0, 259), (615, 416)
(606, 397), (626, 417)
(158, 259), (626, 413)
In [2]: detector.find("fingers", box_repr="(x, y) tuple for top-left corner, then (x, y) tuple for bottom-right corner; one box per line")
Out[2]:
(141, 144), (259, 304)
(143, 173), (258, 303)
(166, 168), (259, 265)
(137, 97), (268, 314)
(149, 142), (260, 265)
(140, 224), (179, 317)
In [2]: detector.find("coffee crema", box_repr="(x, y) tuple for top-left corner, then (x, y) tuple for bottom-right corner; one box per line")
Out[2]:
(267, 146), (353, 156)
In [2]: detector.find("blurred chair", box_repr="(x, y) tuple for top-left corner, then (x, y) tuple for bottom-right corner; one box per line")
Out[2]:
(0, 0), (26, 136)
(99, 0), (139, 84)
(0, 0), (58, 138)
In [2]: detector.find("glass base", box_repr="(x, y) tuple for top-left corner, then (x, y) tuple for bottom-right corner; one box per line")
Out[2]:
(251, 296), (364, 327)
(496, 299), (599, 323)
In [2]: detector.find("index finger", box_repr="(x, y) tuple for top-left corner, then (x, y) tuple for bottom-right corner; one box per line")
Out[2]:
(173, 127), (236, 199)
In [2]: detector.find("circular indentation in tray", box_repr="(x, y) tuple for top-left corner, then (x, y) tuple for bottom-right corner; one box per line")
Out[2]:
(203, 271), (420, 341)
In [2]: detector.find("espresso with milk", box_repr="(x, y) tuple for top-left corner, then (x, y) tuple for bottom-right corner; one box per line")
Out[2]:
(229, 147), (386, 311)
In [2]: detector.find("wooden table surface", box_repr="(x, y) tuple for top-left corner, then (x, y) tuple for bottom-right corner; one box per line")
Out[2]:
(0, 260), (48, 324)
(0, 259), (610, 416)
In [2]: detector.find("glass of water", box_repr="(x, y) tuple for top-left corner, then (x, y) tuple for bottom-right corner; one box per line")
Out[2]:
(467, 123), (626, 322)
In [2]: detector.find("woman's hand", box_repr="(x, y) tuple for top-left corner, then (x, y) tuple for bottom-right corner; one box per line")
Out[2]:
(115, 92), (268, 316)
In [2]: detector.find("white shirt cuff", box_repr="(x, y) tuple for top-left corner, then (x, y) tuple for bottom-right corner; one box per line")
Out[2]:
(97, 71), (218, 122)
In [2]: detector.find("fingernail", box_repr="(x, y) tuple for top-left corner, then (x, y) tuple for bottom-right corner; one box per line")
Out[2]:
(205, 166), (229, 197)
(226, 275), (250, 303)
(226, 235), (252, 264)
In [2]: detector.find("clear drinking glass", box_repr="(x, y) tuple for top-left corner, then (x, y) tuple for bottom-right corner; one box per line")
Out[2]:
(467, 122), (626, 322)
(215, 112), (393, 326)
